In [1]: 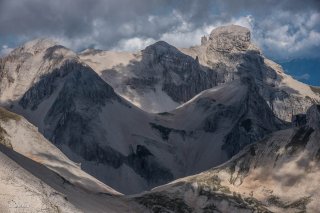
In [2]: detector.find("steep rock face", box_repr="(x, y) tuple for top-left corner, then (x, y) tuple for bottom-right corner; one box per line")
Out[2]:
(1, 31), (315, 196)
(221, 77), (286, 157)
(0, 38), (77, 104)
(18, 51), (285, 193)
(0, 46), (177, 195)
(292, 113), (307, 127)
(208, 25), (251, 52)
(0, 38), (287, 194)
(81, 25), (320, 119)
(136, 105), (320, 213)
(0, 40), (177, 194)
(29, 62), (174, 194)
(181, 25), (320, 121)
(0, 107), (146, 213)
(306, 104), (320, 129)
(151, 77), (287, 176)
(0, 107), (120, 195)
(80, 41), (217, 113)
(142, 41), (217, 103)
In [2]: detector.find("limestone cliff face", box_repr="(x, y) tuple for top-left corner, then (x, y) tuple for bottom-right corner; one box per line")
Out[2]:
(80, 41), (218, 112)
(0, 38), (288, 194)
(80, 25), (320, 119)
(0, 38), (77, 104)
(208, 25), (251, 52)
(0, 40), (175, 194)
(182, 25), (320, 121)
(141, 41), (217, 103)
(306, 104), (320, 129)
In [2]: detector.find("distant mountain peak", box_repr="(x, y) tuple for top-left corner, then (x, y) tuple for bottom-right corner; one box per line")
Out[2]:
(11, 38), (58, 55)
(143, 40), (180, 55)
(148, 40), (172, 48)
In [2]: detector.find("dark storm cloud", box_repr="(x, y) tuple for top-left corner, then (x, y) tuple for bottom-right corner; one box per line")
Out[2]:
(0, 0), (172, 43)
(0, 0), (319, 59)
(1, 0), (193, 39)
(215, 0), (320, 14)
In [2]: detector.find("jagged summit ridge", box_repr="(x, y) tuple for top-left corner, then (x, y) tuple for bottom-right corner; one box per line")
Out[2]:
(0, 38), (79, 104)
(144, 40), (180, 54)
(11, 38), (58, 55)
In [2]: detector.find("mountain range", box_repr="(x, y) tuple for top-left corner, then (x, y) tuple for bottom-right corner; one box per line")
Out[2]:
(0, 25), (319, 212)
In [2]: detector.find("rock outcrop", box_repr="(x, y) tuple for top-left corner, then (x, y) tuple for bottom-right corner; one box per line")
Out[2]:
(306, 104), (320, 129)
(208, 25), (251, 52)
(181, 25), (320, 121)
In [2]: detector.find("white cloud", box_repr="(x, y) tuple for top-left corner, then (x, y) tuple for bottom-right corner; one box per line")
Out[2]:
(112, 14), (255, 51)
(1, 8), (318, 60)
(113, 37), (156, 52)
(0, 45), (13, 56)
(159, 24), (212, 48)
(103, 11), (319, 59)
(251, 10), (320, 59)
(306, 12), (320, 29)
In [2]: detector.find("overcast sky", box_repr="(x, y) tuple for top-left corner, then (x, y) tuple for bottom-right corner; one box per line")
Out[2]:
(0, 0), (319, 60)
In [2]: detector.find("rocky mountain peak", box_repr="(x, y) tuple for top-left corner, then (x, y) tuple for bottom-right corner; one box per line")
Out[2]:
(143, 40), (180, 56)
(11, 38), (58, 55)
(206, 25), (251, 52)
(306, 104), (320, 129)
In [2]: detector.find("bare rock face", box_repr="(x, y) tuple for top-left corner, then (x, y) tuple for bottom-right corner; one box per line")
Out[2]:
(99, 41), (218, 111)
(200, 36), (208, 45)
(208, 25), (251, 52)
(0, 40), (177, 194)
(0, 38), (77, 104)
(137, 106), (320, 213)
(136, 41), (218, 104)
(2, 27), (319, 197)
(306, 104), (320, 129)
(180, 25), (320, 122)
(292, 114), (307, 127)
(80, 25), (319, 119)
